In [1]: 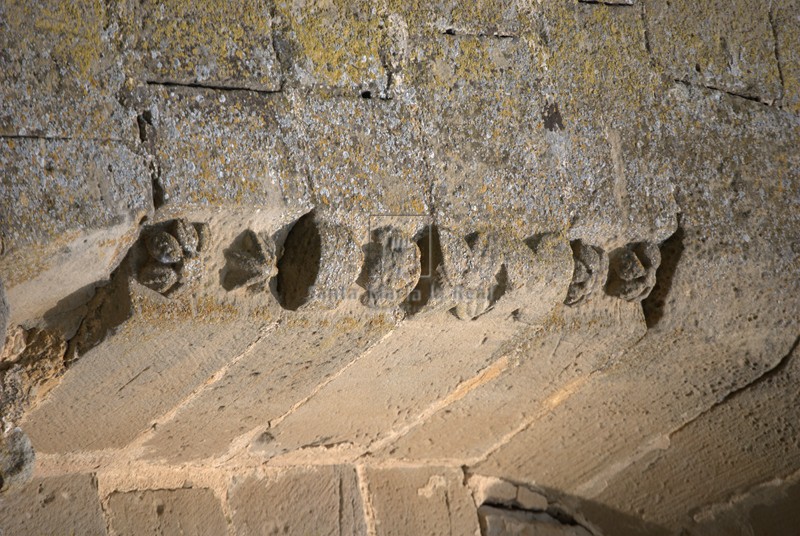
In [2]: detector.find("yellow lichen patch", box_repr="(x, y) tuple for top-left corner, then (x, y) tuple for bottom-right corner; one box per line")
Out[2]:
(25, 0), (105, 79)
(134, 293), (242, 324)
(274, 0), (384, 89)
(138, 0), (280, 89)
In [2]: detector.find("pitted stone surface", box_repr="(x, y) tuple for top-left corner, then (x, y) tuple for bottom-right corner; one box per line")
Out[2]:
(0, 0), (131, 140)
(0, 138), (152, 326)
(365, 466), (479, 536)
(133, 0), (282, 91)
(0, 1), (798, 534)
(0, 473), (106, 536)
(229, 466), (366, 536)
(106, 488), (227, 536)
(645, 0), (782, 102)
(141, 85), (309, 213)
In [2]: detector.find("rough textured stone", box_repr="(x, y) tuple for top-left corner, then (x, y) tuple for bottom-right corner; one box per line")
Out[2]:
(479, 505), (594, 536)
(508, 3), (678, 249)
(0, 138), (152, 327)
(0, 473), (106, 536)
(271, 1), (386, 93)
(141, 85), (309, 213)
(773, 0), (800, 114)
(0, 280), (7, 357)
(645, 0), (782, 102)
(588, 343), (800, 530)
(365, 466), (479, 536)
(390, 0), (520, 38)
(385, 295), (646, 462)
(143, 307), (395, 463)
(264, 311), (531, 459)
(471, 85), (800, 506)
(292, 95), (429, 236)
(685, 477), (800, 536)
(132, 0), (281, 91)
(229, 466), (366, 536)
(106, 488), (227, 536)
(0, 428), (34, 492)
(0, 0), (132, 139)
(0, 1), (798, 534)
(0, 328), (65, 430)
(23, 305), (265, 453)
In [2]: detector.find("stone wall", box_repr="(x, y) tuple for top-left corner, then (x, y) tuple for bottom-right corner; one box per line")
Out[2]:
(1, 0), (799, 534)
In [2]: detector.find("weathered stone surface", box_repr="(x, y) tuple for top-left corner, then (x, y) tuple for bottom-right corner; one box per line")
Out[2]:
(291, 95), (429, 235)
(0, 0), (132, 140)
(142, 85), (309, 213)
(773, 1), (800, 115)
(106, 488), (227, 536)
(389, 0), (520, 37)
(479, 506), (594, 536)
(0, 428), (34, 492)
(365, 466), (479, 536)
(143, 307), (395, 463)
(272, 1), (386, 93)
(685, 477), (800, 536)
(533, 2), (679, 248)
(655, 84), (800, 334)
(588, 343), (800, 529)
(1, 328), (65, 430)
(0, 280), (7, 357)
(406, 35), (558, 239)
(263, 311), (527, 459)
(384, 295), (646, 462)
(229, 466), (366, 535)
(0, 0), (798, 533)
(23, 301), (265, 453)
(132, 0), (281, 91)
(645, 0), (782, 102)
(0, 473), (106, 535)
(0, 138), (152, 327)
(471, 86), (800, 509)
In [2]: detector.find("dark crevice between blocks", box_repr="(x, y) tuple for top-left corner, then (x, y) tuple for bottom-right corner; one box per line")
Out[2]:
(642, 222), (686, 328)
(403, 225), (443, 315)
(276, 212), (321, 311)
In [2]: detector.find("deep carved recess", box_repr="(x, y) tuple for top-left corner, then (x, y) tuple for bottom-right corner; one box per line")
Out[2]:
(222, 230), (279, 292)
(565, 240), (608, 307)
(276, 212), (362, 311)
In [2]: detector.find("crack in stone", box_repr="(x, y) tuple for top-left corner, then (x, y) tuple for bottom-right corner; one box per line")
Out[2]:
(578, 0), (635, 6)
(145, 80), (283, 95)
(768, 1), (786, 105)
(441, 29), (517, 39)
(667, 334), (800, 441)
(0, 133), (124, 143)
(673, 79), (771, 105)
